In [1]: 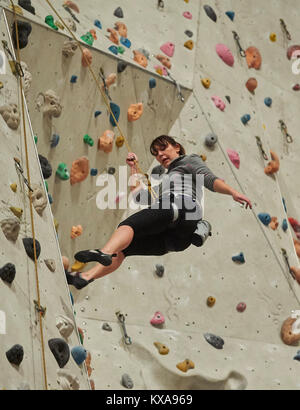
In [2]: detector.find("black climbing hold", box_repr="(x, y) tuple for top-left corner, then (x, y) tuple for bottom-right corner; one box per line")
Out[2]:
(114, 7), (124, 18)
(117, 61), (127, 73)
(203, 5), (217, 22)
(184, 30), (193, 38)
(0, 263), (16, 284)
(155, 264), (164, 277)
(6, 344), (24, 366)
(225, 96), (231, 104)
(12, 20), (32, 49)
(22, 237), (41, 260)
(38, 154), (52, 179)
(18, 0), (35, 15)
(102, 322), (112, 331)
(108, 167), (116, 175)
(204, 333), (224, 349)
(48, 338), (70, 368)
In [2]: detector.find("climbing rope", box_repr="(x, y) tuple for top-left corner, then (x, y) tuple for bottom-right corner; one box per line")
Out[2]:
(9, 0), (48, 390)
(45, 0), (158, 199)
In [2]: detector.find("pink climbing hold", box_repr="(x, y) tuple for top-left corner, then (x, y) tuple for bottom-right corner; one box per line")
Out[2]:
(160, 42), (175, 58)
(211, 96), (226, 111)
(236, 302), (246, 313)
(216, 44), (234, 67)
(227, 149), (240, 169)
(183, 11), (192, 19)
(150, 311), (165, 326)
(154, 65), (168, 76)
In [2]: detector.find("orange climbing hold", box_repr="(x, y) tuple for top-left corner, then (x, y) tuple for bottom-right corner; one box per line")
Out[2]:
(201, 78), (211, 88)
(128, 103), (143, 122)
(184, 40), (194, 50)
(206, 296), (216, 307)
(89, 29), (97, 40)
(70, 225), (83, 239)
(107, 28), (119, 45)
(62, 256), (70, 271)
(70, 157), (89, 185)
(115, 22), (127, 38)
(176, 359), (195, 373)
(245, 46), (262, 69)
(245, 77), (258, 93)
(269, 217), (279, 230)
(281, 316), (300, 345)
(264, 150), (279, 175)
(154, 342), (169, 355)
(293, 238), (300, 258)
(81, 48), (92, 67)
(290, 266), (300, 284)
(155, 54), (171, 69)
(133, 50), (148, 68)
(64, 1), (79, 13)
(102, 73), (117, 91)
(98, 130), (115, 153)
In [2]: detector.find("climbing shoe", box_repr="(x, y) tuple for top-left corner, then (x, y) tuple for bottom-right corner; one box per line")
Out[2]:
(65, 271), (94, 290)
(191, 220), (212, 247)
(74, 249), (116, 266)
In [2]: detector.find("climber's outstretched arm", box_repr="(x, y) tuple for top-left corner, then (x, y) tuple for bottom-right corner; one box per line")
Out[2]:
(213, 179), (252, 209)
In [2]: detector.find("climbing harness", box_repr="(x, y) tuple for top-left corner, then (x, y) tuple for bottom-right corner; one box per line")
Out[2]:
(63, 4), (79, 23)
(255, 136), (268, 161)
(14, 157), (33, 192)
(166, 70), (185, 102)
(2, 39), (23, 77)
(232, 31), (246, 57)
(280, 19), (291, 41)
(279, 120), (293, 143)
(281, 248), (296, 280)
(116, 311), (132, 345)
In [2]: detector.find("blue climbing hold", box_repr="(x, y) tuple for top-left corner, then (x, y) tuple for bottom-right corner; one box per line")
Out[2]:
(232, 252), (245, 263)
(264, 97), (272, 107)
(109, 102), (120, 127)
(258, 212), (271, 226)
(48, 193), (53, 204)
(241, 114), (251, 125)
(94, 110), (102, 117)
(293, 350), (300, 361)
(282, 219), (288, 232)
(282, 197), (287, 213)
(50, 133), (60, 147)
(225, 11), (235, 21)
(71, 346), (87, 365)
(108, 45), (118, 55)
(90, 168), (98, 176)
(70, 292), (74, 305)
(120, 37), (131, 48)
(94, 19), (102, 29)
(149, 78), (156, 89)
(70, 75), (78, 83)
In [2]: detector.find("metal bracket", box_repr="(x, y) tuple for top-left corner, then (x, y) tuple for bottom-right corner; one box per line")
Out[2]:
(99, 67), (112, 101)
(2, 40), (24, 77)
(116, 311), (132, 345)
(34, 300), (47, 317)
(232, 31), (246, 57)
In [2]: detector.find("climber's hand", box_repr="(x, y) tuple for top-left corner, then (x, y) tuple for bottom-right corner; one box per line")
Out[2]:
(126, 152), (138, 168)
(232, 190), (252, 209)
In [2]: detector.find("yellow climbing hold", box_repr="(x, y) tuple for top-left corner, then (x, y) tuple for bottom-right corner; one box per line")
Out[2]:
(116, 135), (125, 148)
(10, 183), (17, 192)
(184, 40), (194, 50)
(0, 82), (3, 90)
(54, 218), (59, 232)
(263, 124), (266, 130)
(269, 33), (277, 42)
(154, 342), (169, 355)
(201, 78), (211, 89)
(206, 296), (216, 307)
(176, 359), (195, 373)
(200, 154), (207, 161)
(10, 207), (23, 218)
(155, 67), (163, 76)
(71, 260), (86, 272)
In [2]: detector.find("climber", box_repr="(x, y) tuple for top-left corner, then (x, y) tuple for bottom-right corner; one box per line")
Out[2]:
(66, 135), (252, 289)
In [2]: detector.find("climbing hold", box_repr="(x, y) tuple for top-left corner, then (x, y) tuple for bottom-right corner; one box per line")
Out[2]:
(83, 134), (94, 147)
(20, 61), (32, 97)
(176, 359), (195, 372)
(206, 296), (216, 307)
(71, 346), (87, 365)
(225, 96), (231, 104)
(94, 111), (102, 117)
(118, 46), (125, 54)
(227, 149), (240, 169)
(108, 45), (118, 55)
(183, 11), (192, 19)
(94, 19), (102, 29)
(282, 219), (288, 232)
(0, 103), (20, 130)
(184, 40), (194, 50)
(55, 21), (65, 31)
(70, 225), (83, 239)
(56, 315), (74, 338)
(89, 29), (97, 40)
(154, 342), (169, 355)
(269, 216), (279, 230)
(10, 207), (23, 219)
(6, 344), (24, 366)
(160, 42), (175, 57)
(114, 7), (124, 18)
(62, 39), (78, 57)
(64, 1), (79, 13)
(264, 97), (272, 107)
(117, 61), (127, 73)
(108, 167), (116, 175)
(102, 73), (117, 91)
(48, 338), (70, 368)
(216, 44), (234, 66)
(10, 183), (17, 192)
(45, 15), (58, 30)
(203, 5), (217, 22)
(150, 311), (165, 326)
(70, 75), (78, 83)
(185, 30), (193, 37)
(293, 350), (300, 361)
(293, 84), (300, 91)
(245, 46), (262, 70)
(98, 130), (115, 153)
(90, 168), (98, 176)
(293, 238), (300, 258)
(149, 78), (156, 89)
(154, 65), (167, 76)
(225, 11), (235, 21)
(34, 135), (38, 144)
(127, 103), (143, 122)
(77, 327), (84, 344)
(37, 89), (62, 118)
(290, 267), (300, 284)
(70, 157), (89, 185)
(281, 316), (300, 345)
(211, 96), (226, 111)
(155, 54), (171, 69)
(204, 333), (224, 349)
(18, 0), (35, 14)
(56, 163), (70, 180)
(57, 369), (80, 390)
(232, 252), (245, 263)
(115, 22), (127, 38)
(12, 20), (32, 49)
(50, 133), (60, 147)
(155, 264), (164, 277)
(1, 217), (20, 242)
(48, 193), (53, 204)
(288, 218), (300, 238)
(200, 154), (207, 161)
(120, 37), (131, 48)
(258, 213), (271, 226)
(287, 45), (300, 60)
(107, 28), (119, 45)
(121, 374), (133, 389)
(71, 260), (86, 272)
(109, 102), (120, 127)
(236, 302), (246, 312)
(22, 238), (41, 260)
(245, 78), (258, 93)
(205, 133), (218, 147)
(133, 50), (148, 67)
(116, 136), (125, 148)
(102, 322), (112, 331)
(62, 256), (69, 271)
(81, 32), (94, 46)
(0, 263), (16, 284)
(201, 78), (211, 88)
(241, 114), (251, 125)
(264, 150), (279, 175)
(269, 33), (277, 42)
(44, 259), (56, 272)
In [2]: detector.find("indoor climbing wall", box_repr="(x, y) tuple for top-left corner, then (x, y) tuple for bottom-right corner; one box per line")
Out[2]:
(1, 0), (300, 390)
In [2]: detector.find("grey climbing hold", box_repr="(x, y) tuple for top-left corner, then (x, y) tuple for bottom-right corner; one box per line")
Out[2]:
(203, 5), (217, 22)
(204, 132), (218, 147)
(155, 264), (164, 277)
(0, 263), (16, 284)
(1, 217), (20, 242)
(114, 7), (124, 18)
(56, 315), (74, 338)
(38, 154), (52, 179)
(102, 322), (112, 331)
(121, 373), (133, 389)
(137, 48), (150, 59)
(48, 338), (70, 368)
(6, 344), (24, 366)
(204, 333), (224, 349)
(117, 61), (128, 73)
(108, 167), (116, 175)
(23, 238), (41, 260)
(44, 259), (56, 272)
(185, 30), (193, 38)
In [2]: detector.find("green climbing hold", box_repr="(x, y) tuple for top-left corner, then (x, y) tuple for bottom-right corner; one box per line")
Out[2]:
(45, 15), (58, 31)
(44, 180), (48, 192)
(83, 134), (94, 147)
(81, 32), (94, 46)
(34, 135), (38, 144)
(56, 163), (70, 180)
(118, 46), (125, 54)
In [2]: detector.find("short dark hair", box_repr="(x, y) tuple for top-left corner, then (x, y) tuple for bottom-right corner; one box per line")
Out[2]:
(150, 135), (186, 156)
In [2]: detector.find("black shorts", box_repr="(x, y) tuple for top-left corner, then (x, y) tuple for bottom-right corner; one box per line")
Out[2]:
(118, 195), (201, 257)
